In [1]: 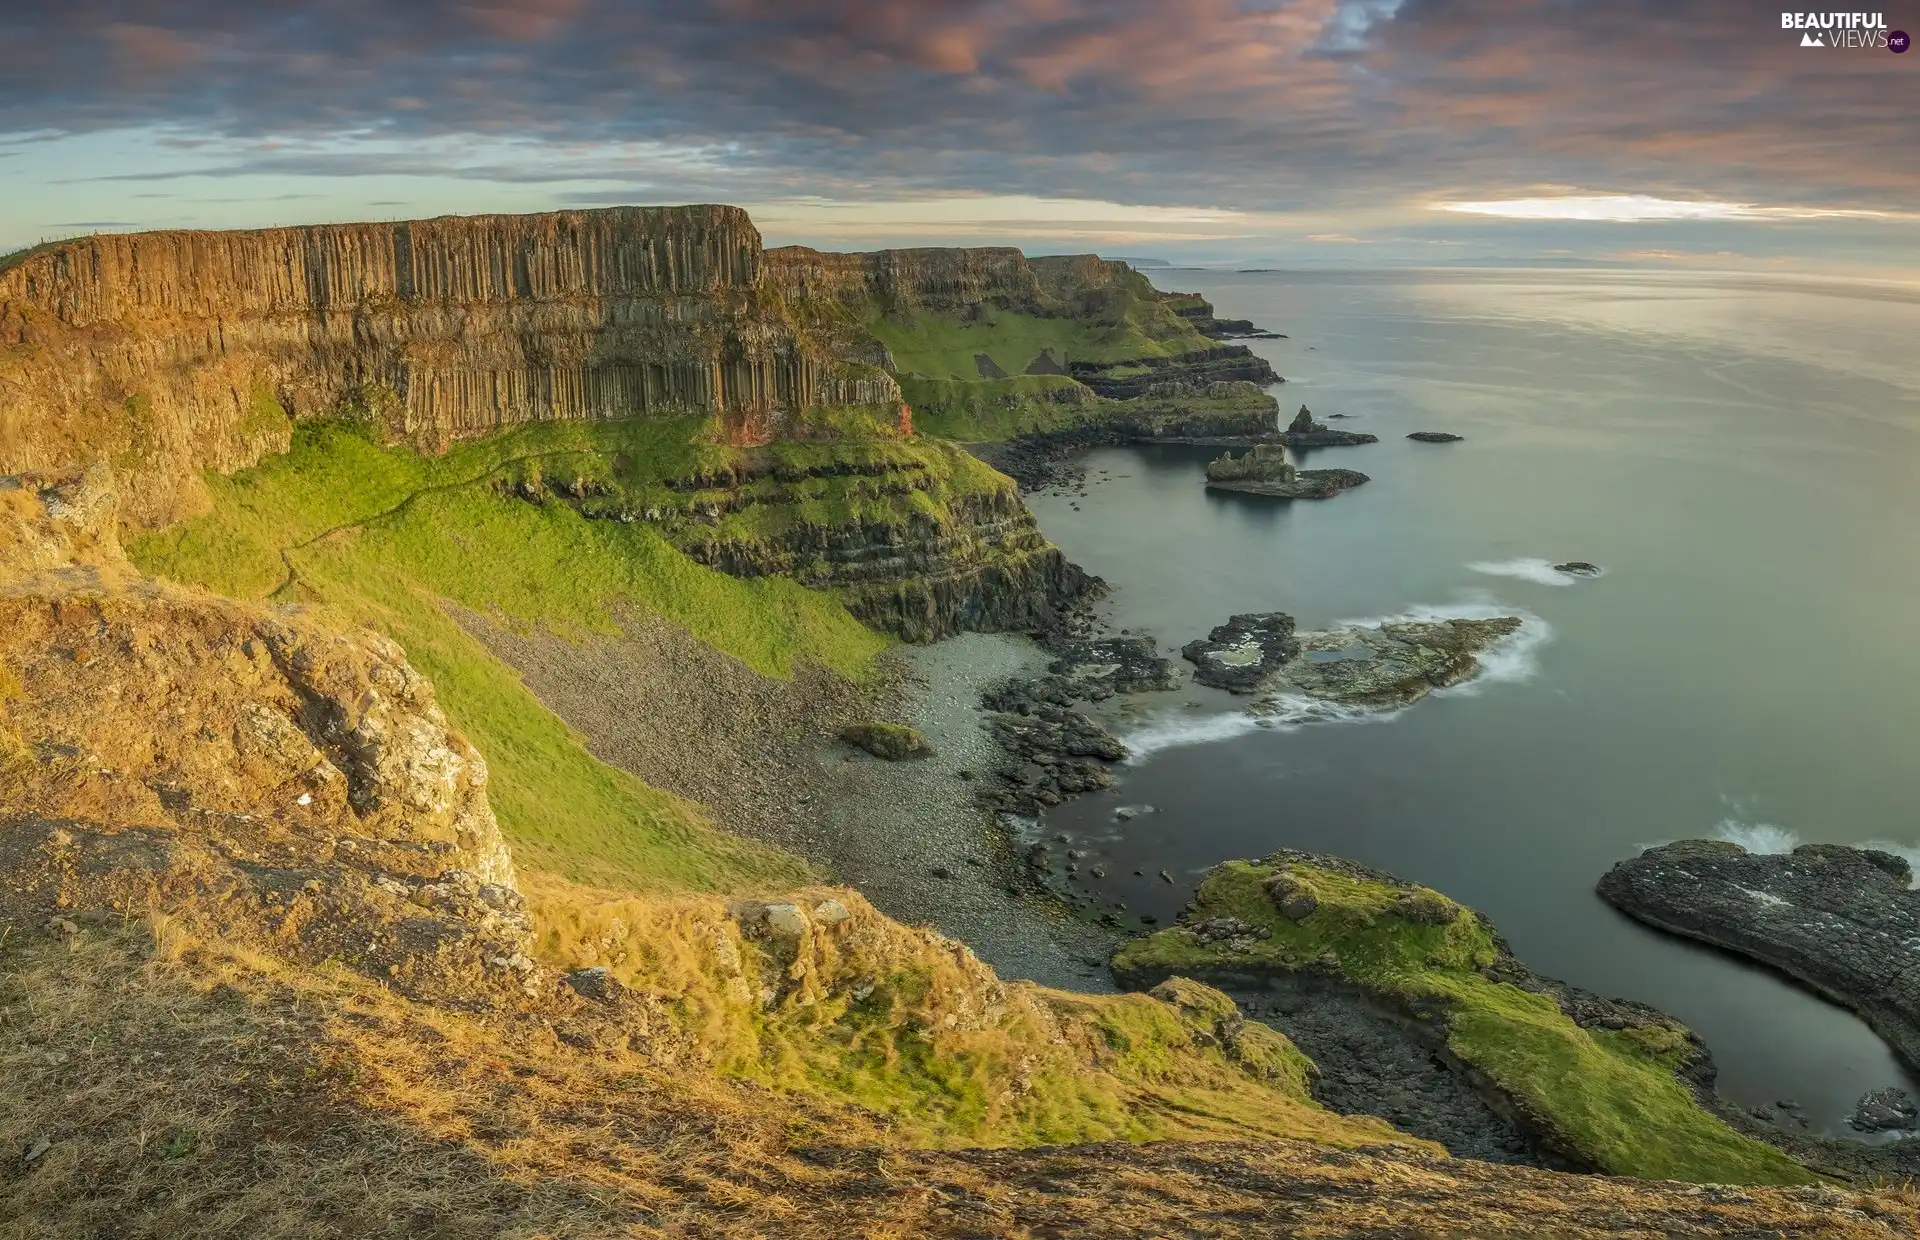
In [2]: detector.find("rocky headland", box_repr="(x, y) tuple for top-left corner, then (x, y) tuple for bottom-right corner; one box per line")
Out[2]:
(1203, 442), (1369, 500)
(1598, 840), (1920, 1076)
(1110, 850), (1815, 1183)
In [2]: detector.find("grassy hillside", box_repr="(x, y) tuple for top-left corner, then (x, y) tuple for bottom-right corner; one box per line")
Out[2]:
(1114, 859), (1818, 1187)
(871, 301), (1206, 381)
(130, 417), (888, 893)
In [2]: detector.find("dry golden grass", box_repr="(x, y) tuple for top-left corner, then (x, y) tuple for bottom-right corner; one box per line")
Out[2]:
(7, 918), (1917, 1239)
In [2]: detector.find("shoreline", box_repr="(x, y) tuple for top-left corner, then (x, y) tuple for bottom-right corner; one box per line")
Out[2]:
(809, 632), (1125, 990)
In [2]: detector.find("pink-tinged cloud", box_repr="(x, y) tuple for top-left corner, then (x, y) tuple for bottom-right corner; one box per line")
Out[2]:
(1, 0), (1915, 214)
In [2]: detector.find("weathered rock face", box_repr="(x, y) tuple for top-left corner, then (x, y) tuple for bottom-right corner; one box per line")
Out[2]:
(1071, 347), (1279, 399)
(0, 468), (538, 1004)
(660, 475), (1090, 642)
(1, 207), (896, 528)
(1598, 840), (1920, 1073)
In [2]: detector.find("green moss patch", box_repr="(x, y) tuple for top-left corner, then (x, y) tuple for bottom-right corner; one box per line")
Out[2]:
(1112, 859), (1817, 1186)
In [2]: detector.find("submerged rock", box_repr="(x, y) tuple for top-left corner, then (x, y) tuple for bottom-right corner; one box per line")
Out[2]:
(1258, 616), (1525, 710)
(1598, 840), (1920, 1074)
(1281, 406), (1378, 448)
(1553, 561), (1603, 577)
(1180, 612), (1301, 693)
(1408, 431), (1464, 443)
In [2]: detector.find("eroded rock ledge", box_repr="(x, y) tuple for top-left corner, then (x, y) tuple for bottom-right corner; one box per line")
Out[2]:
(1598, 840), (1920, 1074)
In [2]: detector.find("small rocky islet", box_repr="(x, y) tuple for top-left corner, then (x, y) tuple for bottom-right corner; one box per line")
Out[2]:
(1278, 405), (1378, 448)
(1203, 442), (1369, 500)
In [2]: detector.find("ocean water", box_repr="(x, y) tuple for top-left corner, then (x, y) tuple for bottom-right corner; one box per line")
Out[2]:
(1023, 268), (1920, 1136)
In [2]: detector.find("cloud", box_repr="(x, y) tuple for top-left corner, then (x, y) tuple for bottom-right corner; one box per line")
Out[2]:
(0, 0), (1914, 218)
(1437, 194), (1920, 223)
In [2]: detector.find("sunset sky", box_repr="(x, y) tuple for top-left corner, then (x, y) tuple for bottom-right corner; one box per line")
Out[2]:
(3, 1), (1916, 271)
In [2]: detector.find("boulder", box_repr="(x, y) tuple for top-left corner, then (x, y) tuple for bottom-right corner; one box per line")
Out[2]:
(841, 722), (933, 760)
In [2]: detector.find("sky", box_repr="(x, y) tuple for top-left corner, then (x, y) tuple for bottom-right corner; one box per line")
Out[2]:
(2, 1), (1917, 271)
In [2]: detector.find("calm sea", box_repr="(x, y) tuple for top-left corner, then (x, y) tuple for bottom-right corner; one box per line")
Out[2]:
(1024, 267), (1920, 1136)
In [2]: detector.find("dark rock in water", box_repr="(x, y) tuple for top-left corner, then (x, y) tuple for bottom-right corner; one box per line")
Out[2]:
(1281, 406), (1378, 448)
(1408, 431), (1464, 443)
(1181, 612), (1300, 693)
(1598, 840), (1920, 1073)
(841, 722), (934, 760)
(980, 675), (1127, 816)
(1046, 634), (1180, 694)
(1553, 561), (1603, 577)
(1261, 617), (1525, 709)
(1851, 1088), (1920, 1133)
(1204, 442), (1369, 500)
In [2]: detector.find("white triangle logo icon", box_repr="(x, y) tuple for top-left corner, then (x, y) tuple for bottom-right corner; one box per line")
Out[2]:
(1800, 31), (1824, 46)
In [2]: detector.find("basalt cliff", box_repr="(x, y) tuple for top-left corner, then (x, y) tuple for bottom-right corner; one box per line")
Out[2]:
(0, 209), (1105, 639)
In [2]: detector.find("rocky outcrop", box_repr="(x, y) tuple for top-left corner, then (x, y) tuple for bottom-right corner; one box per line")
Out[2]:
(2, 207), (897, 528)
(1409, 431), (1464, 443)
(1182, 613), (1300, 692)
(1597, 840), (1920, 1073)
(1161, 291), (1285, 339)
(0, 468), (538, 1004)
(1109, 851), (1824, 1184)
(1262, 617), (1524, 710)
(1281, 406), (1377, 448)
(1204, 443), (1368, 500)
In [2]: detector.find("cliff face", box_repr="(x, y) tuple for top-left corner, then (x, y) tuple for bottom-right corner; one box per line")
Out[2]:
(0, 207), (895, 527)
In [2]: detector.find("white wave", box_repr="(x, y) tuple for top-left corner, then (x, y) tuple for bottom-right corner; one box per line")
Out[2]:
(1700, 817), (1920, 888)
(1120, 712), (1269, 761)
(1119, 692), (1404, 762)
(1466, 557), (1602, 587)
(1711, 816), (1801, 854)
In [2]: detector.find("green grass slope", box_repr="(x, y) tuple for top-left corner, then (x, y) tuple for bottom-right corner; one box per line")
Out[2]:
(1112, 859), (1817, 1186)
(130, 418), (890, 893)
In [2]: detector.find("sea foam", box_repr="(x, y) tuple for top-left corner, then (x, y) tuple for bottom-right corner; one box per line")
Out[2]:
(1466, 557), (1603, 587)
(1649, 814), (1920, 889)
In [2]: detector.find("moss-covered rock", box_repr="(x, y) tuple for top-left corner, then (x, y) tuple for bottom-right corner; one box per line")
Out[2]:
(1112, 851), (1817, 1187)
(841, 721), (933, 761)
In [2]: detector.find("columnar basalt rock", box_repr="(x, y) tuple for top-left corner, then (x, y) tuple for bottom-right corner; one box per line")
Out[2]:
(0, 207), (897, 528)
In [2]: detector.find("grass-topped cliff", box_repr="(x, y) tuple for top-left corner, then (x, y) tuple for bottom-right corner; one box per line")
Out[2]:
(1112, 854), (1817, 1186)
(766, 245), (1283, 442)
